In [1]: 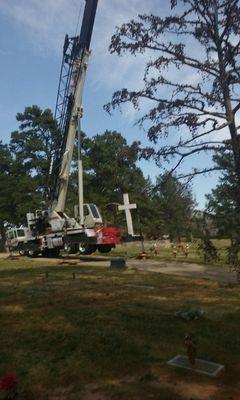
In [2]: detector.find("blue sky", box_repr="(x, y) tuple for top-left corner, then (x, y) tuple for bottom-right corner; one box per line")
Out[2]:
(0, 0), (222, 209)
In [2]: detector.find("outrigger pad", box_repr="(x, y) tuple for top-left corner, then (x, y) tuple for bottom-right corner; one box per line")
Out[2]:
(110, 258), (126, 270)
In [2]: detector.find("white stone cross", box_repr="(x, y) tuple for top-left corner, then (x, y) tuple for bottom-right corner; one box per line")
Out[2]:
(118, 193), (137, 236)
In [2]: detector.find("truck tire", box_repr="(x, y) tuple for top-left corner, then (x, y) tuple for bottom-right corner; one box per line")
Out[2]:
(64, 243), (78, 254)
(27, 249), (38, 257)
(79, 244), (96, 255)
(98, 245), (112, 254)
(19, 250), (27, 256)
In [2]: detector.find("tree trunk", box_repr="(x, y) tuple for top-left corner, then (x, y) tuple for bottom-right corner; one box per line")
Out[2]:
(0, 221), (6, 253)
(214, 3), (240, 211)
(216, 81), (240, 217)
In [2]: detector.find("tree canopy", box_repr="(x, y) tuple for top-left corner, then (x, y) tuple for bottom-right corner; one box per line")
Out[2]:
(206, 150), (238, 240)
(152, 174), (195, 240)
(10, 105), (60, 199)
(105, 0), (240, 204)
(66, 130), (154, 232)
(0, 140), (39, 229)
(0, 105), (196, 242)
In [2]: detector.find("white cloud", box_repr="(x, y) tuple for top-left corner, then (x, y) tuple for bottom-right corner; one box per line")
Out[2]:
(0, 0), (156, 77)
(1, 0), (229, 140)
(0, 0), (161, 117)
(0, 0), (81, 54)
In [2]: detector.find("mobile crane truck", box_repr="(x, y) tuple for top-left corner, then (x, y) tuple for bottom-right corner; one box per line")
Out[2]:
(6, 0), (141, 257)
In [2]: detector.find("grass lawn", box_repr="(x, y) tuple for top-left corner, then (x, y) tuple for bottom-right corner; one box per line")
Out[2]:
(0, 256), (240, 399)
(109, 239), (232, 267)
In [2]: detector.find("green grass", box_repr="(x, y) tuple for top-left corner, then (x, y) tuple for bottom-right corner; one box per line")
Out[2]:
(107, 239), (232, 267)
(0, 257), (240, 399)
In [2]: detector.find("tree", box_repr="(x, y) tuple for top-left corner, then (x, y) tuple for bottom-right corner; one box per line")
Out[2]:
(206, 146), (240, 264)
(152, 174), (195, 241)
(0, 141), (13, 246)
(0, 106), (60, 247)
(0, 140), (40, 249)
(206, 150), (237, 239)
(105, 0), (240, 209)
(198, 233), (219, 263)
(10, 105), (60, 200)
(66, 130), (155, 233)
(83, 130), (144, 202)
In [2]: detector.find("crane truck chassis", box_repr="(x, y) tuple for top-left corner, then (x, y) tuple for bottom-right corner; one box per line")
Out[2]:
(6, 208), (121, 257)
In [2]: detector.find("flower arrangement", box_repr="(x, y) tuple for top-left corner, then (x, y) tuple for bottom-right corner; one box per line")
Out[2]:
(0, 374), (17, 399)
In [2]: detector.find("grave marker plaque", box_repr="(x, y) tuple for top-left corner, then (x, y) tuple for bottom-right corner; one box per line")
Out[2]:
(167, 355), (225, 377)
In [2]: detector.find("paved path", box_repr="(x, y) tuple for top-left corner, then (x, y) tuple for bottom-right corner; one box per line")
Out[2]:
(128, 259), (239, 284)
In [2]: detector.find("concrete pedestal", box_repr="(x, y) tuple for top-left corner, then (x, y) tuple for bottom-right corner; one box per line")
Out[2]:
(110, 258), (126, 270)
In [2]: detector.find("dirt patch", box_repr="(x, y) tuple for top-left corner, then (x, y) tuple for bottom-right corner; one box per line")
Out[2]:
(121, 375), (240, 400)
(129, 259), (239, 284)
(172, 380), (240, 400)
(1, 304), (24, 313)
(81, 384), (107, 400)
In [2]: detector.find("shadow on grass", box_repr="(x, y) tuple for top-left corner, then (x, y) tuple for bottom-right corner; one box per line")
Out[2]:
(0, 257), (240, 399)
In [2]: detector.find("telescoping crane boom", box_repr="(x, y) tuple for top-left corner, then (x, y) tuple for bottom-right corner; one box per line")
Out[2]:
(5, 0), (142, 257)
(51, 0), (98, 217)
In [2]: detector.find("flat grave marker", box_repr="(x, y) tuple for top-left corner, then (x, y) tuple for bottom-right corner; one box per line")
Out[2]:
(126, 284), (156, 290)
(167, 354), (225, 377)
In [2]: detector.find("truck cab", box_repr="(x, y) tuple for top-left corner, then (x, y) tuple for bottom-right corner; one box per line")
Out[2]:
(74, 203), (103, 228)
(6, 227), (29, 253)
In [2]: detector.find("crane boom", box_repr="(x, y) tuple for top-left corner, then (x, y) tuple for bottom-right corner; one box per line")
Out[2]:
(79, 0), (98, 50)
(50, 0), (98, 211)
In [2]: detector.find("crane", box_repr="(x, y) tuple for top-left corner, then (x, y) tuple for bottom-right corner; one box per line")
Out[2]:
(5, 0), (141, 257)
(51, 0), (98, 218)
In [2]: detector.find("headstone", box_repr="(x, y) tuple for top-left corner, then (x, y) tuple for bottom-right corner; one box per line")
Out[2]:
(167, 355), (224, 377)
(110, 258), (126, 270)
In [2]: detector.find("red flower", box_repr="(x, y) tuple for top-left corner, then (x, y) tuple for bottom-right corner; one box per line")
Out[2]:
(0, 373), (17, 391)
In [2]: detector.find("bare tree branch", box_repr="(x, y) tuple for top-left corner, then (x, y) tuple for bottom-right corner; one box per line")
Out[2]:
(106, 0), (240, 196)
